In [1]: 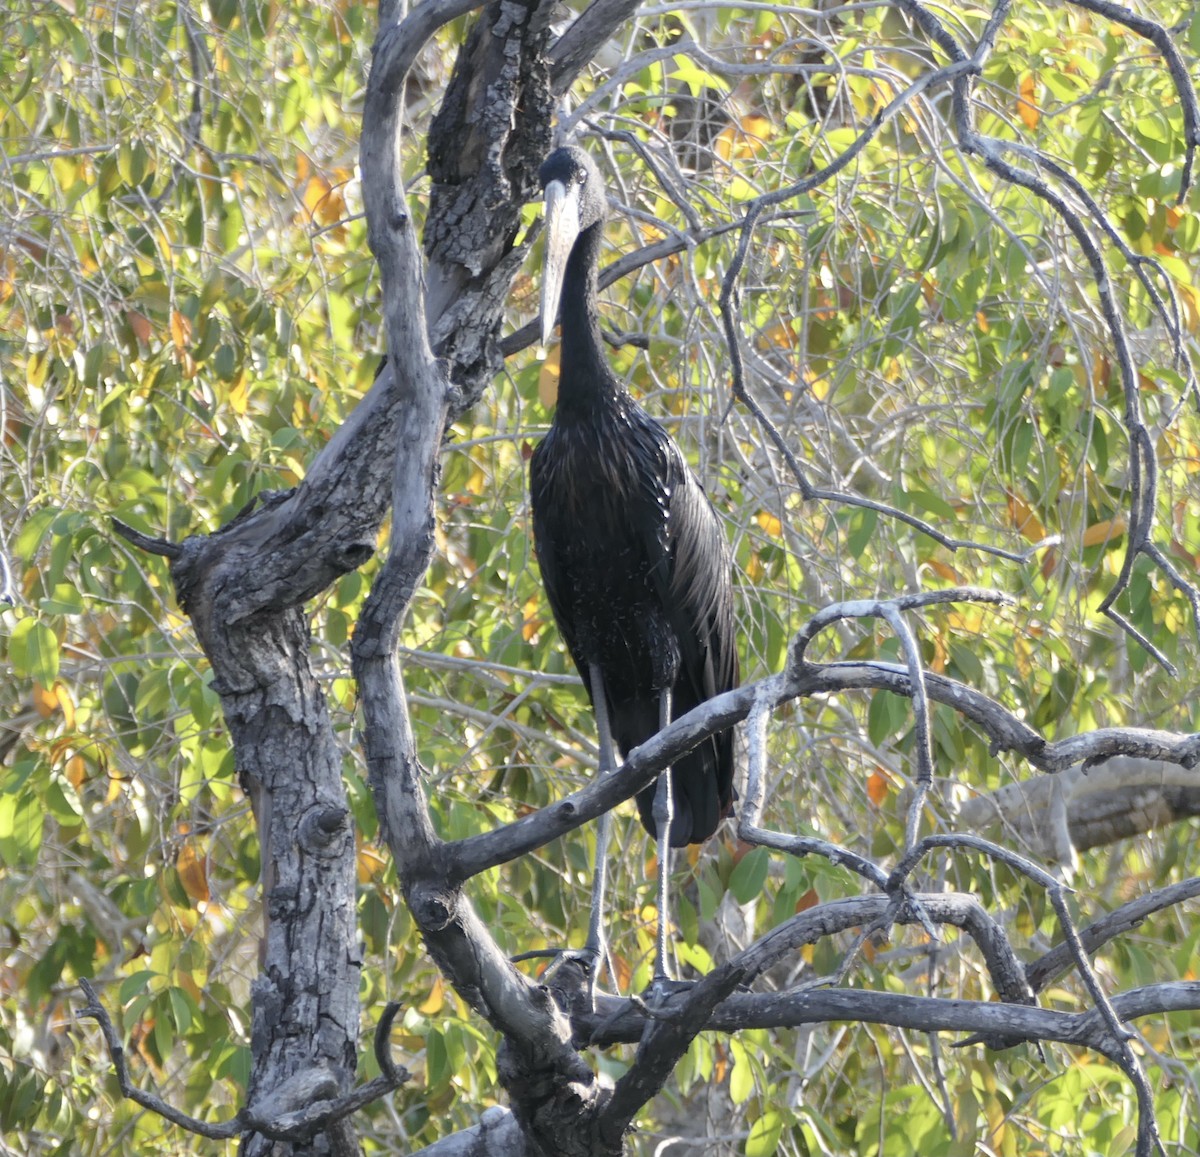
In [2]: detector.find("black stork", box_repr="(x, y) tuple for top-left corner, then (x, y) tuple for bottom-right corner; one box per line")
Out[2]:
(529, 145), (739, 987)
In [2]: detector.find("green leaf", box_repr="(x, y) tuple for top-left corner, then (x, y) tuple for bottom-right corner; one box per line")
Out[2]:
(846, 507), (877, 559)
(746, 1110), (784, 1157)
(729, 1038), (754, 1105)
(729, 847), (770, 905)
(0, 790), (44, 869)
(8, 618), (60, 685)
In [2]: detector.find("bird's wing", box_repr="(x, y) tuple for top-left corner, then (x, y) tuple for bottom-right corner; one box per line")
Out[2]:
(529, 433), (593, 704)
(641, 429), (739, 706)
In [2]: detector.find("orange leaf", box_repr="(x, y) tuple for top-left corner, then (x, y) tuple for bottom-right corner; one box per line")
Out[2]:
(867, 770), (890, 807)
(176, 840), (210, 904)
(1006, 492), (1046, 543)
(925, 559), (963, 584)
(33, 682), (59, 717)
(713, 1042), (729, 1084)
(794, 888), (819, 914)
(170, 309), (192, 354)
(1016, 74), (1040, 130)
(127, 309), (153, 345)
(65, 754), (87, 789)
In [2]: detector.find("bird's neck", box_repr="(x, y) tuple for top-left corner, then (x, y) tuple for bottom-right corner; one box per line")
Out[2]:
(557, 219), (624, 415)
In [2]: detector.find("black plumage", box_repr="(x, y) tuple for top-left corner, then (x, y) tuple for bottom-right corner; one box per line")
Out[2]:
(530, 146), (739, 847)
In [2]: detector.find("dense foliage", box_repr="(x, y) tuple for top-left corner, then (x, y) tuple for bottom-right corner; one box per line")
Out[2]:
(3, 1), (1200, 1153)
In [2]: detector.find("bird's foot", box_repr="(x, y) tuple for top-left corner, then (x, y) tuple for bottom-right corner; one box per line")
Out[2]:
(644, 974), (694, 1005)
(521, 944), (611, 1009)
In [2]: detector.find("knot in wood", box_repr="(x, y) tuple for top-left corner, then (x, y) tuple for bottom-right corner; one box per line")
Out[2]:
(408, 881), (457, 931)
(299, 806), (350, 853)
(335, 540), (375, 570)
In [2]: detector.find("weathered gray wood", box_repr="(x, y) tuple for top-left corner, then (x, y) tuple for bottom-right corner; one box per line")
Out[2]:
(172, 526), (362, 1157)
(960, 755), (1200, 860)
(352, 8), (627, 1148)
(423, 0), (554, 412)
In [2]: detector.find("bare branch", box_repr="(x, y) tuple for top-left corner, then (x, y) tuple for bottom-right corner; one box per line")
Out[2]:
(111, 518), (183, 561)
(1027, 877), (1200, 994)
(78, 979), (241, 1140)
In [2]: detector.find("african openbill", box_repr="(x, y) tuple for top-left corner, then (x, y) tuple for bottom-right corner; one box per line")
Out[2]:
(530, 145), (739, 986)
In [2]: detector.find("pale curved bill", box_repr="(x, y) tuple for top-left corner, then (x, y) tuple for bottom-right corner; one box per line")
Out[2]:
(541, 179), (582, 347)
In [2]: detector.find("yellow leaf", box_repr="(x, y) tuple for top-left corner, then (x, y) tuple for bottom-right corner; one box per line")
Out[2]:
(418, 976), (444, 1016)
(1177, 283), (1200, 333)
(756, 510), (783, 537)
(538, 346), (560, 406)
(55, 682), (76, 729)
(357, 844), (388, 884)
(1016, 74), (1039, 130)
(175, 969), (204, 1004)
(522, 594), (542, 642)
(1081, 516), (1127, 547)
(713, 124), (735, 163)
(228, 374), (250, 415)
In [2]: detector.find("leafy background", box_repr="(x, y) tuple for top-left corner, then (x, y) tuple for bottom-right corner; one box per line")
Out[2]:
(3, 1), (1200, 1153)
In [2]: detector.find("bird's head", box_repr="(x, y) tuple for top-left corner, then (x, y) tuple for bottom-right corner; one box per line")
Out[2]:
(539, 146), (606, 345)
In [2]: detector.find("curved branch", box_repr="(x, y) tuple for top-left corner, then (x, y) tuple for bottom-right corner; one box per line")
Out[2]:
(446, 594), (1200, 880)
(580, 979), (1200, 1051)
(78, 982), (409, 1143)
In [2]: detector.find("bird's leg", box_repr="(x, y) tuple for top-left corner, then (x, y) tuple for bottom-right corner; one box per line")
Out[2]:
(581, 662), (616, 993)
(651, 689), (675, 989)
